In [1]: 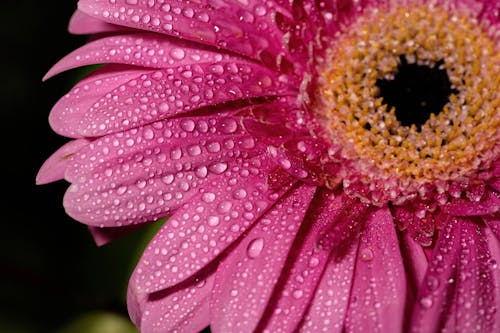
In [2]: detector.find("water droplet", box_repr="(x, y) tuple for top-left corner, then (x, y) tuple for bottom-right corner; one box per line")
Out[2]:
(208, 216), (220, 227)
(159, 102), (170, 113)
(309, 257), (320, 267)
(426, 275), (440, 291)
(296, 169), (308, 179)
(280, 159), (291, 169)
(170, 48), (186, 60)
(170, 147), (182, 160)
(211, 64), (224, 74)
(195, 166), (208, 178)
(293, 289), (304, 299)
(207, 142), (221, 153)
(161, 4), (171, 12)
(183, 7), (194, 18)
(233, 188), (247, 199)
(180, 119), (196, 132)
(143, 128), (155, 140)
(247, 238), (264, 258)
(241, 137), (255, 149)
(360, 248), (374, 262)
(254, 5), (267, 16)
(162, 174), (174, 184)
(179, 181), (190, 191)
(117, 186), (128, 195)
(221, 119), (238, 133)
(188, 144), (202, 156)
(202, 192), (216, 203)
(420, 296), (433, 309)
(217, 200), (232, 213)
(209, 162), (228, 174)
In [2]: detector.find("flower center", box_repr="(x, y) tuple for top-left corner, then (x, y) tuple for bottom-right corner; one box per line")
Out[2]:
(376, 57), (457, 130)
(316, 4), (499, 202)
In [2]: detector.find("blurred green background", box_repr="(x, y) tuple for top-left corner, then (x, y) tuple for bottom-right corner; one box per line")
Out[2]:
(0, 1), (158, 332)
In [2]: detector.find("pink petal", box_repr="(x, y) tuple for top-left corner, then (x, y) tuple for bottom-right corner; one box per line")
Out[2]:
(77, 0), (285, 61)
(259, 189), (360, 332)
(320, 0), (369, 34)
(127, 280), (146, 327)
(130, 155), (296, 293)
(485, 226), (500, 330)
(210, 184), (317, 332)
(399, 232), (428, 295)
(128, 267), (215, 333)
(241, 97), (308, 146)
(87, 224), (144, 246)
(36, 139), (90, 184)
(44, 33), (246, 80)
(70, 62), (284, 137)
(489, 158), (500, 177)
(484, 215), (500, 241)
(410, 217), (498, 333)
(477, 0), (500, 25)
(299, 226), (359, 333)
(344, 207), (408, 333)
(488, 178), (500, 192)
(64, 113), (255, 182)
(63, 113), (264, 226)
(68, 9), (127, 35)
(267, 145), (320, 185)
(442, 189), (500, 216)
(316, 194), (370, 252)
(49, 65), (146, 138)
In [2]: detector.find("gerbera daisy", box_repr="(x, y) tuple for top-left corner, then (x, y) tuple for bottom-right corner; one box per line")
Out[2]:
(37, 0), (500, 332)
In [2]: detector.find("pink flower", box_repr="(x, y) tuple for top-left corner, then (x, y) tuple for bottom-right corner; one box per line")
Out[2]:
(37, 0), (500, 332)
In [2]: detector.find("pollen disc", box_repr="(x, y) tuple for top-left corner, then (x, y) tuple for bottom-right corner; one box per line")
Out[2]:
(318, 4), (499, 200)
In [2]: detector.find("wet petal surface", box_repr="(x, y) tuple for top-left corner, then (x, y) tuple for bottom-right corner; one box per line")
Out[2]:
(130, 155), (296, 292)
(210, 184), (316, 332)
(411, 217), (498, 333)
(63, 113), (264, 226)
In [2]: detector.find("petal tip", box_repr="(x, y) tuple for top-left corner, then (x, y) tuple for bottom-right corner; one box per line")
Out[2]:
(36, 159), (62, 185)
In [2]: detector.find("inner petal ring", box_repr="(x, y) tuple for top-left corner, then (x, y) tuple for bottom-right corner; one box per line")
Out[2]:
(316, 4), (499, 197)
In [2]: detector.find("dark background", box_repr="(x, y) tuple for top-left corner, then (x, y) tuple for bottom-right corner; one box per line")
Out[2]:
(1, 2), (154, 332)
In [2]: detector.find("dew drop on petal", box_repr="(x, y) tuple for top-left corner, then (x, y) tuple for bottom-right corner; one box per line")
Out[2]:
(202, 192), (216, 203)
(420, 296), (433, 308)
(233, 188), (248, 199)
(170, 48), (186, 60)
(209, 162), (228, 174)
(162, 174), (174, 184)
(240, 137), (255, 149)
(207, 142), (221, 153)
(254, 5), (267, 16)
(143, 128), (155, 140)
(246, 237), (264, 258)
(180, 119), (196, 132)
(195, 166), (208, 178)
(170, 147), (182, 160)
(296, 169), (309, 179)
(308, 257), (320, 267)
(280, 159), (291, 169)
(188, 145), (202, 156)
(426, 275), (440, 291)
(221, 119), (238, 133)
(208, 216), (220, 227)
(217, 200), (232, 213)
(360, 248), (374, 261)
(293, 289), (304, 299)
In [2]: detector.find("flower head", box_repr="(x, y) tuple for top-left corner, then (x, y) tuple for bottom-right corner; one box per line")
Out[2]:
(38, 0), (500, 332)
